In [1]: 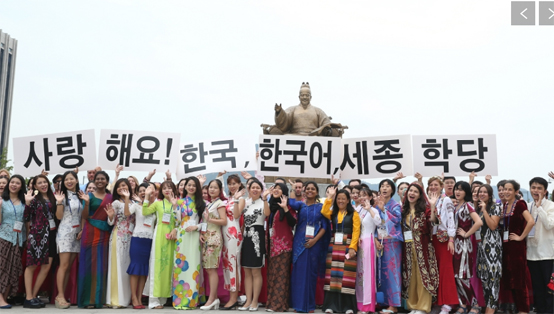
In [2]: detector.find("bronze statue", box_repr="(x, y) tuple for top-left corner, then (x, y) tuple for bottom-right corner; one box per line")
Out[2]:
(261, 82), (347, 137)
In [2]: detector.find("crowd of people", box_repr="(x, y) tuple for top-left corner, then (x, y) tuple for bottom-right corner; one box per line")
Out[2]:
(0, 166), (552, 314)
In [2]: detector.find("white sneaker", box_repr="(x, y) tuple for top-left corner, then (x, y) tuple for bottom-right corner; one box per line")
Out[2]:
(325, 309), (333, 314)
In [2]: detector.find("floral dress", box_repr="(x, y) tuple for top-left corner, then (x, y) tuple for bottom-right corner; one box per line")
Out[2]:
(56, 191), (83, 253)
(222, 199), (243, 291)
(24, 198), (57, 266)
(241, 198), (266, 268)
(106, 199), (137, 307)
(202, 199), (224, 269)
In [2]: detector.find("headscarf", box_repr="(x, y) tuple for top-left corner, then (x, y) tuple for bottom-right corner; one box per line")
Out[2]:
(269, 182), (289, 222)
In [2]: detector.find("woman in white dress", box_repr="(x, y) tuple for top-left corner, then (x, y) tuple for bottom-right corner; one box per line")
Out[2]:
(54, 170), (85, 309)
(106, 179), (137, 308)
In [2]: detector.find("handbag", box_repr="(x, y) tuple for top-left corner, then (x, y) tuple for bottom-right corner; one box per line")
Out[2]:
(436, 228), (448, 243)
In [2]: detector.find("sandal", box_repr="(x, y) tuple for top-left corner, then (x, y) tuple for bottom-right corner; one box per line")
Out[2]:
(468, 305), (481, 314)
(380, 309), (398, 314)
(455, 306), (468, 314)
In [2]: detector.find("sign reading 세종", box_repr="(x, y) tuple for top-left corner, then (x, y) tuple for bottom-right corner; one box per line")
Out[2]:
(97, 129), (181, 172)
(13, 129), (97, 177)
(412, 134), (498, 177)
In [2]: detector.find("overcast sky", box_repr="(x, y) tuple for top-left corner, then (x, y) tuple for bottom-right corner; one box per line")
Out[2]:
(2, 0), (553, 186)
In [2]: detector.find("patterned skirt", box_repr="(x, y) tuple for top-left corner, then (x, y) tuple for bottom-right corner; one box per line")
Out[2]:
(266, 252), (291, 312)
(0, 238), (22, 296)
(322, 238), (357, 313)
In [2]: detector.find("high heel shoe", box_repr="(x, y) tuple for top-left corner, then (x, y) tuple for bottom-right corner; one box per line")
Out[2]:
(220, 301), (239, 310)
(238, 306), (251, 311)
(200, 299), (220, 310)
(249, 307), (259, 311)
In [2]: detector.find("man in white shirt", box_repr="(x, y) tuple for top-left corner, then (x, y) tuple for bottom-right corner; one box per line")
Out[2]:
(526, 177), (554, 314)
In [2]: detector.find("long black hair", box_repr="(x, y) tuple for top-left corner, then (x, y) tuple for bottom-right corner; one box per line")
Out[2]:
(227, 174), (245, 198)
(183, 176), (206, 219)
(454, 181), (473, 203)
(61, 170), (79, 206)
(94, 171), (111, 193)
(112, 178), (132, 202)
(32, 174), (56, 206)
(2, 174), (26, 203)
(207, 179), (227, 202)
(401, 183), (428, 221)
(331, 189), (355, 222)
(304, 181), (320, 203)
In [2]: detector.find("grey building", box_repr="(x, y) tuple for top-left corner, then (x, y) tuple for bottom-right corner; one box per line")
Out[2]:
(0, 30), (17, 156)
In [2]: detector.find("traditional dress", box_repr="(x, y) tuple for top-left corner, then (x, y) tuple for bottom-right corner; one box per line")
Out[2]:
(173, 196), (206, 309)
(453, 202), (476, 306)
(106, 199), (137, 307)
(374, 199), (403, 308)
(266, 190), (298, 312)
(291, 202), (330, 313)
(500, 200), (531, 313)
(355, 206), (381, 313)
(321, 199), (361, 313)
(202, 199), (224, 269)
(0, 199), (26, 297)
(143, 198), (177, 308)
(222, 198), (242, 292)
(402, 208), (439, 313)
(56, 191), (83, 253)
(477, 203), (502, 309)
(78, 193), (113, 308)
(431, 196), (458, 307)
(24, 198), (57, 266)
(241, 198), (266, 268)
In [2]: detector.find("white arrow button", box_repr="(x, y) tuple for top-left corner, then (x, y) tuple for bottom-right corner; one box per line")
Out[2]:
(521, 7), (528, 19)
(549, 8), (554, 19)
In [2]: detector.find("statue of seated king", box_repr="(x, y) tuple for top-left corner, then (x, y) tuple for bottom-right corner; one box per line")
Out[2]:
(261, 82), (347, 137)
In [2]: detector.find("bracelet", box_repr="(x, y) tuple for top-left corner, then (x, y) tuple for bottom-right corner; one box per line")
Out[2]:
(448, 239), (454, 243)
(56, 202), (63, 206)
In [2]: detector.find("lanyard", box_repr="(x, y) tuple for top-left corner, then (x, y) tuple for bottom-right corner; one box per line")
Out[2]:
(335, 211), (346, 233)
(530, 201), (540, 224)
(306, 202), (316, 227)
(503, 201), (516, 230)
(404, 210), (414, 230)
(9, 200), (21, 220)
(162, 200), (173, 213)
(69, 192), (82, 215)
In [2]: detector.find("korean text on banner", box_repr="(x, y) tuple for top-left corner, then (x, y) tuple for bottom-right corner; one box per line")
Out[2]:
(98, 129), (181, 172)
(412, 134), (498, 176)
(340, 135), (413, 179)
(14, 129), (97, 177)
(257, 135), (342, 178)
(177, 138), (256, 177)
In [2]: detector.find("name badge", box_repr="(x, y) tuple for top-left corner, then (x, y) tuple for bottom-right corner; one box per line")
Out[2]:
(72, 221), (80, 228)
(200, 223), (207, 232)
(49, 219), (56, 230)
(270, 228), (274, 238)
(186, 219), (197, 228)
(144, 215), (154, 228)
(432, 226), (437, 235)
(377, 226), (387, 239)
(475, 228), (481, 242)
(334, 232), (344, 244)
(162, 213), (171, 224)
(264, 221), (267, 231)
(306, 225), (315, 238)
(13, 221), (23, 233)
(129, 223), (135, 233)
(503, 230), (509, 242)
(404, 231), (413, 242)
(528, 226), (536, 238)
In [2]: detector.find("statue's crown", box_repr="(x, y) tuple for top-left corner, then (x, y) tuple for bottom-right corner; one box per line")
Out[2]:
(300, 82), (310, 91)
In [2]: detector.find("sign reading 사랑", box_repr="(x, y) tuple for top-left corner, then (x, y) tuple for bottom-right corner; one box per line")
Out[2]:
(97, 129), (181, 172)
(257, 135), (342, 178)
(412, 134), (498, 176)
(14, 129), (97, 177)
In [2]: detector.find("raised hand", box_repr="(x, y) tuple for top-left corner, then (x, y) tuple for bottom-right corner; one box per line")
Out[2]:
(288, 179), (295, 186)
(115, 164), (124, 175)
(121, 189), (130, 200)
(24, 190), (35, 205)
(234, 189), (246, 200)
(168, 192), (178, 207)
(145, 185), (155, 197)
(393, 172), (406, 181)
(361, 199), (371, 210)
(440, 172), (445, 181)
(549, 172), (554, 180)
(165, 169), (172, 181)
(105, 203), (115, 220)
(279, 195), (288, 210)
(428, 192), (440, 206)
(262, 186), (273, 200)
(41, 169), (49, 176)
(146, 169), (156, 181)
(331, 174), (340, 185)
(414, 172), (423, 180)
(74, 167), (79, 173)
(197, 174), (207, 186)
(485, 174), (492, 184)
(54, 191), (65, 203)
(327, 186), (337, 200)
(78, 190), (90, 203)
(241, 171), (252, 180)
(469, 171), (477, 180)
(217, 170), (227, 177)
(132, 194), (142, 203)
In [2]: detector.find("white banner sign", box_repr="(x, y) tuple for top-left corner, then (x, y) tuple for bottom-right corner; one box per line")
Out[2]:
(412, 134), (498, 176)
(177, 138), (257, 177)
(339, 135), (413, 179)
(14, 129), (97, 177)
(98, 129), (181, 172)
(257, 135), (342, 178)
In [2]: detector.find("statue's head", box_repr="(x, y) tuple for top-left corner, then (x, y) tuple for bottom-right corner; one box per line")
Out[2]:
(298, 82), (312, 106)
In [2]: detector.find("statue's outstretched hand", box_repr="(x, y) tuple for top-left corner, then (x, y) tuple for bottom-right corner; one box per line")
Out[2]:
(274, 103), (282, 113)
